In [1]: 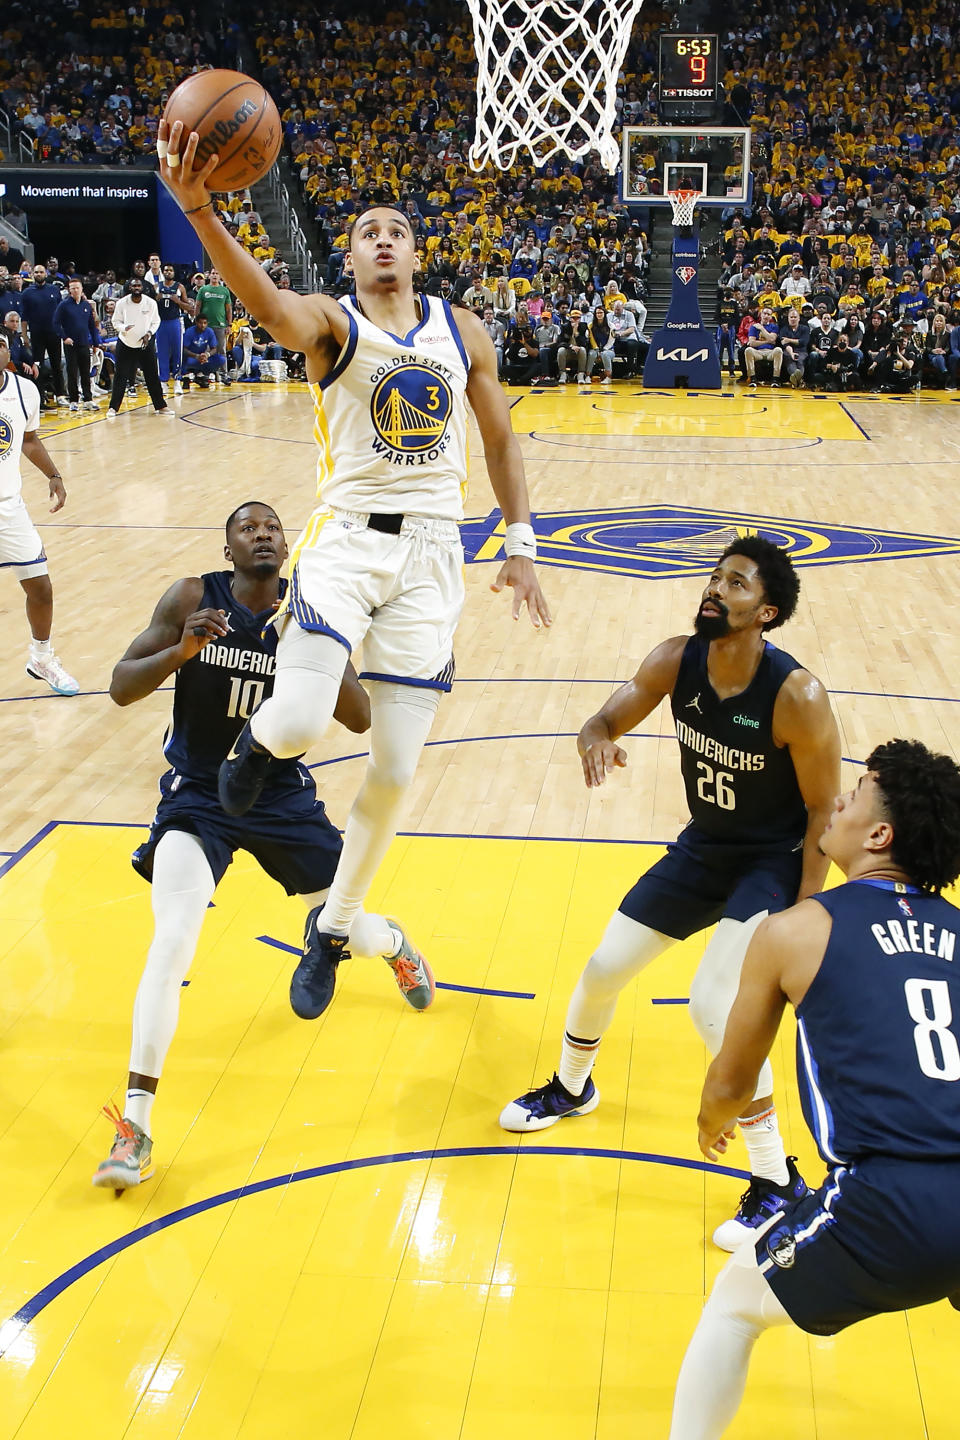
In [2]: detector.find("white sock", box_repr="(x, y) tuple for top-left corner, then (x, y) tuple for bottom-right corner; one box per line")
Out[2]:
(319, 683), (439, 936)
(125, 1088), (156, 1136)
(738, 1105), (789, 1186)
(30, 637), (53, 660)
(558, 1032), (601, 1095)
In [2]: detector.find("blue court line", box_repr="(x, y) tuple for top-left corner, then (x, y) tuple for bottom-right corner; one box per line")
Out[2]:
(652, 998), (690, 1005)
(3, 682), (960, 707)
(838, 401), (872, 440)
(0, 1144), (748, 1345)
(255, 934), (535, 999)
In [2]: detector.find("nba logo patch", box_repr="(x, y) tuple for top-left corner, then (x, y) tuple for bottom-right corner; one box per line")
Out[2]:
(898, 897), (914, 917)
(675, 266), (697, 285)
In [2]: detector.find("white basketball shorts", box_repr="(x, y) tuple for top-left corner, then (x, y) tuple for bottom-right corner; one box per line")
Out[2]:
(0, 495), (48, 579)
(281, 508), (464, 691)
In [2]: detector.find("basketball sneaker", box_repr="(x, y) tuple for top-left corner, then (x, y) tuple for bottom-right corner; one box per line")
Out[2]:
(499, 1072), (599, 1132)
(712, 1156), (809, 1252)
(383, 919), (435, 1010)
(26, 653), (79, 695)
(290, 910), (349, 1018)
(92, 1104), (154, 1189)
(218, 721), (279, 815)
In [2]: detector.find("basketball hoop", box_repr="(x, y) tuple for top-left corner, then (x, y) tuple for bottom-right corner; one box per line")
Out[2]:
(467, 0), (647, 175)
(668, 189), (701, 228)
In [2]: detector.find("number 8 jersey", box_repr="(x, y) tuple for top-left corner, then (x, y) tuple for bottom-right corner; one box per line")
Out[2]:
(798, 878), (960, 1163)
(162, 571), (299, 788)
(670, 633), (807, 847)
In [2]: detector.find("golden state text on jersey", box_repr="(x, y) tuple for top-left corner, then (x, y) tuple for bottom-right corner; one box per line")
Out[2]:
(308, 293), (470, 522)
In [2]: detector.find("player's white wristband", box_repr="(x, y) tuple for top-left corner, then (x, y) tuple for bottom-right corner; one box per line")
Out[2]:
(504, 522), (537, 561)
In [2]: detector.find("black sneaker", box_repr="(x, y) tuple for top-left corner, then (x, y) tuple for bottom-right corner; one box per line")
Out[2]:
(712, 1155), (809, 1251)
(218, 722), (278, 816)
(499, 1072), (599, 1132)
(290, 910), (350, 1018)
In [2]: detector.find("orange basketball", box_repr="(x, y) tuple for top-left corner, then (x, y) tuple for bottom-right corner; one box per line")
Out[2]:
(162, 69), (282, 193)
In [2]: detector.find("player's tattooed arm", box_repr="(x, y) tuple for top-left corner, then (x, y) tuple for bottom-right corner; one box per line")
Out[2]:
(578, 637), (686, 788)
(333, 659), (371, 734)
(774, 670), (842, 900)
(109, 578), (224, 706)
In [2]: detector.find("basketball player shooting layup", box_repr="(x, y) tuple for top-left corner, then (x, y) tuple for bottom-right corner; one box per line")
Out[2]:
(671, 740), (960, 1439)
(157, 119), (550, 1021)
(500, 537), (842, 1250)
(94, 503), (372, 1189)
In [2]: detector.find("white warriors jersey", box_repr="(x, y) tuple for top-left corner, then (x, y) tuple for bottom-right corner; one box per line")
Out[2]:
(0, 370), (40, 503)
(308, 292), (471, 522)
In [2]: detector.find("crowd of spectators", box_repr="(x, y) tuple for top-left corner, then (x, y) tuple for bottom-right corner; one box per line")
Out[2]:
(5, 1), (960, 391)
(0, 246), (299, 407)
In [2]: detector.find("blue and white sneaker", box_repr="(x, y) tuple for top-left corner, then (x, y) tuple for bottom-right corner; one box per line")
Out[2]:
(290, 909), (349, 1019)
(499, 1072), (600, 1132)
(712, 1155), (809, 1252)
(26, 653), (79, 696)
(218, 721), (278, 816)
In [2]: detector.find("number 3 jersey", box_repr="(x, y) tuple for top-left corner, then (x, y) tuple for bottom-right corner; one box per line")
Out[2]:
(670, 633), (807, 848)
(162, 571), (298, 787)
(308, 292), (470, 522)
(798, 879), (960, 1164)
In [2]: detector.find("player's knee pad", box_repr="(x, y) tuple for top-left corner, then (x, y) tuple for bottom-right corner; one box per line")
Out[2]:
(709, 1241), (791, 1333)
(580, 911), (672, 1002)
(364, 682), (440, 793)
(254, 664), (342, 756)
(689, 914), (767, 1055)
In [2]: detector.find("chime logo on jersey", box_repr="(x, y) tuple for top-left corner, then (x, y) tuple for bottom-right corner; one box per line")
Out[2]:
(370, 362), (453, 459)
(0, 416), (13, 460)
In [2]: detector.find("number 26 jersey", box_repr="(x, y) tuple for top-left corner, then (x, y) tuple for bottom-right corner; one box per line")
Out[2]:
(670, 633), (808, 848)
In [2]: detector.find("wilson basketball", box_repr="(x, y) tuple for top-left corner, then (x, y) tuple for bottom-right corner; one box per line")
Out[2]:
(162, 69), (282, 193)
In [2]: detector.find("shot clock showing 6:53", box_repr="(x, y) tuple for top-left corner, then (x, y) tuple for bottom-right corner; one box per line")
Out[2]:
(658, 33), (720, 105)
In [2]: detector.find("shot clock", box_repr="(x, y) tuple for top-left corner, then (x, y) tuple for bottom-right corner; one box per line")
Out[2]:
(658, 34), (720, 113)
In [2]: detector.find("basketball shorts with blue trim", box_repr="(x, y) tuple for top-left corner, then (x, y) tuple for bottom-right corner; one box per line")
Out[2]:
(0, 494), (48, 579)
(619, 825), (803, 939)
(756, 1155), (960, 1335)
(282, 508), (464, 692)
(132, 767), (342, 896)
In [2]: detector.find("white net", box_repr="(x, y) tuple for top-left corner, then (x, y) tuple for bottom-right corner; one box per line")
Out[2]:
(468, 0), (647, 175)
(668, 188), (701, 227)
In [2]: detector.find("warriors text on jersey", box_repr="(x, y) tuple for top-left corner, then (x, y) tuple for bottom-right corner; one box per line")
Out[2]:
(162, 571), (298, 785)
(798, 878), (960, 1165)
(0, 370), (40, 502)
(670, 635), (808, 846)
(308, 292), (470, 522)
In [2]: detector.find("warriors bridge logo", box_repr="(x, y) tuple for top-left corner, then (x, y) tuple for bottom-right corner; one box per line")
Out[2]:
(370, 361), (453, 464)
(460, 504), (960, 579)
(0, 416), (13, 461)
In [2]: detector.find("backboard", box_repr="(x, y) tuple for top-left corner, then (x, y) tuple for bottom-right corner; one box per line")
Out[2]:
(620, 126), (752, 208)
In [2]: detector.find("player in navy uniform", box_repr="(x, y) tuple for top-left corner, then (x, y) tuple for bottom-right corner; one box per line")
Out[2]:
(671, 739), (960, 1438)
(93, 502), (372, 1189)
(500, 537), (841, 1249)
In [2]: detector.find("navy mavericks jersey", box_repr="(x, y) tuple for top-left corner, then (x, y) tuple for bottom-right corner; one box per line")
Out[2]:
(670, 635), (807, 846)
(157, 282), (182, 323)
(162, 571), (295, 785)
(798, 879), (960, 1164)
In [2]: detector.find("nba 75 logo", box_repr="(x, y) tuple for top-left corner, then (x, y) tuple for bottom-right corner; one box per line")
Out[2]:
(675, 266), (697, 285)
